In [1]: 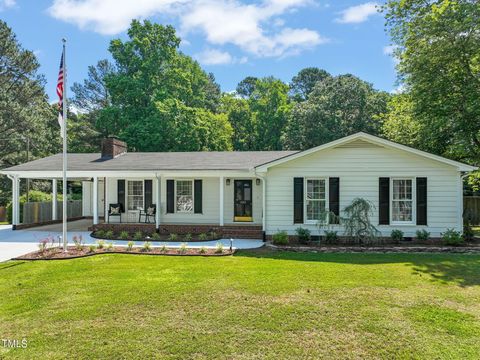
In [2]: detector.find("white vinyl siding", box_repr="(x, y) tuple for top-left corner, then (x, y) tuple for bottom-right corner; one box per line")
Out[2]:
(264, 140), (462, 237)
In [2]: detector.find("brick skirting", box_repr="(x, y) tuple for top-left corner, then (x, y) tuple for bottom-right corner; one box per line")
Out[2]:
(89, 223), (264, 239)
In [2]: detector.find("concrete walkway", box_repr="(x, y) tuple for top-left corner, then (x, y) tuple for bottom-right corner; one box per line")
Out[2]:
(0, 222), (263, 262)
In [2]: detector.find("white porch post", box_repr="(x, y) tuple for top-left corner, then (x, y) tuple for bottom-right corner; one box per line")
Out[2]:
(52, 179), (58, 221)
(155, 176), (161, 229)
(93, 176), (98, 225)
(219, 176), (224, 226)
(11, 175), (19, 228)
(262, 177), (266, 232)
(104, 177), (108, 222)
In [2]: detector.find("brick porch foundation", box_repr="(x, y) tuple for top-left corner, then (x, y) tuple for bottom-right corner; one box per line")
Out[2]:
(89, 223), (264, 239)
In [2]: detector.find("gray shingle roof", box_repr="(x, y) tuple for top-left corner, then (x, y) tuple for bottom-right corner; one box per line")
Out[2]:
(1, 151), (298, 172)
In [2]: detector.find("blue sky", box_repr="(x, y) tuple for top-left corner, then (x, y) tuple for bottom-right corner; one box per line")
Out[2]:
(1, 0), (397, 101)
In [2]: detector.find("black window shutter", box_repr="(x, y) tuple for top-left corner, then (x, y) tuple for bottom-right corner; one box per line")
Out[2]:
(379, 177), (390, 225)
(117, 179), (125, 213)
(194, 180), (202, 214)
(144, 180), (153, 209)
(293, 177), (304, 224)
(166, 180), (175, 213)
(416, 177), (427, 225)
(329, 177), (340, 224)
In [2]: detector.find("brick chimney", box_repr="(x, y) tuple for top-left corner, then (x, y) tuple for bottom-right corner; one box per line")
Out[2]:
(101, 137), (127, 159)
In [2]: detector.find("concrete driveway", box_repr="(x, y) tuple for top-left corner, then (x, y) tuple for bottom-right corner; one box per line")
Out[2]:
(0, 222), (263, 262)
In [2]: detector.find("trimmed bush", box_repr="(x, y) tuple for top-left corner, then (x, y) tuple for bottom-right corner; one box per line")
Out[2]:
(441, 228), (464, 246)
(198, 233), (208, 241)
(295, 227), (311, 244)
(390, 229), (404, 244)
(104, 230), (114, 239)
(324, 230), (338, 244)
(272, 231), (289, 245)
(168, 233), (178, 241)
(415, 229), (430, 242)
(119, 231), (129, 240)
(133, 231), (143, 241)
(184, 233), (192, 241)
(150, 232), (161, 241)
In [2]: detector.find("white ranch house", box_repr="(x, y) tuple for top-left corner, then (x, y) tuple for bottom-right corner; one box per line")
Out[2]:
(1, 133), (476, 239)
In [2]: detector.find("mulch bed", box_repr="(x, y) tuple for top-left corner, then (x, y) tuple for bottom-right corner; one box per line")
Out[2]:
(267, 243), (480, 253)
(90, 232), (222, 242)
(13, 246), (234, 260)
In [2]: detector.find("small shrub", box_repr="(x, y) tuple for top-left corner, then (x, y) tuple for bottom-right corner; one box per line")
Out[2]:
(198, 233), (208, 241)
(73, 235), (84, 250)
(127, 241), (134, 251)
(96, 240), (105, 249)
(210, 231), (218, 240)
(142, 241), (152, 252)
(215, 242), (224, 254)
(119, 231), (129, 240)
(160, 243), (167, 252)
(390, 229), (404, 244)
(295, 227), (311, 244)
(106, 242), (114, 251)
(324, 230), (338, 244)
(415, 229), (430, 242)
(88, 244), (96, 253)
(104, 230), (114, 239)
(184, 233), (192, 242)
(199, 246), (207, 254)
(38, 238), (49, 253)
(133, 231), (144, 241)
(272, 231), (289, 245)
(442, 228), (464, 246)
(95, 229), (106, 238)
(178, 242), (187, 254)
(168, 233), (178, 241)
(150, 232), (161, 241)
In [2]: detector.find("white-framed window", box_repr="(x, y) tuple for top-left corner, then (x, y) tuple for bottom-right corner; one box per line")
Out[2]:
(175, 180), (194, 213)
(391, 178), (415, 224)
(305, 178), (328, 223)
(127, 180), (144, 211)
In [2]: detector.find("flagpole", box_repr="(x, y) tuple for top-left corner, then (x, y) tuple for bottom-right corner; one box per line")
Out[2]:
(62, 38), (68, 252)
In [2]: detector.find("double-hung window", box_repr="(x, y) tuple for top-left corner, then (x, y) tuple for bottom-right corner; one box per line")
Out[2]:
(127, 180), (144, 211)
(176, 180), (194, 213)
(391, 178), (413, 223)
(305, 178), (327, 223)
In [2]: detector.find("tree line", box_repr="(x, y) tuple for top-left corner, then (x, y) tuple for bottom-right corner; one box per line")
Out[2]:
(0, 0), (479, 205)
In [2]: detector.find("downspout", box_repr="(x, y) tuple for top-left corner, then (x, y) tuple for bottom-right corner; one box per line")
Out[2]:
(155, 172), (161, 232)
(460, 172), (471, 232)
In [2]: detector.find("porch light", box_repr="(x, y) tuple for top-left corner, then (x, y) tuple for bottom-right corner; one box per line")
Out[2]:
(256, 178), (261, 186)
(226, 179), (231, 186)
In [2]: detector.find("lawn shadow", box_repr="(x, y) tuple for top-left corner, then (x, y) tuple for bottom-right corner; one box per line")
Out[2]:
(237, 248), (480, 287)
(0, 261), (26, 271)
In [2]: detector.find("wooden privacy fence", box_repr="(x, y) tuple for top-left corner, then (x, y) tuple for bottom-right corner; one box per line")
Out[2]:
(0, 206), (6, 222)
(464, 196), (480, 225)
(23, 200), (82, 224)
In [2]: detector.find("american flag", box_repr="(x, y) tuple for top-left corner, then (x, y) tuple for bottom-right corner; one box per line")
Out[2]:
(57, 48), (65, 137)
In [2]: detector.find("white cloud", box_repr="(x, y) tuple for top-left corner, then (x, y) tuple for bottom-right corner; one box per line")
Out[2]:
(0, 0), (16, 11)
(47, 0), (326, 59)
(47, 0), (184, 35)
(383, 45), (396, 55)
(336, 2), (379, 24)
(194, 49), (248, 65)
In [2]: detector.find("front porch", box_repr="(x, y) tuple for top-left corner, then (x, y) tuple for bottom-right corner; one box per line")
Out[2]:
(83, 174), (266, 239)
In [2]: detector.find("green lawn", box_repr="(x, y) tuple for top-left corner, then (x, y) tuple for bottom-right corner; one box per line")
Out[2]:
(1, 250), (480, 359)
